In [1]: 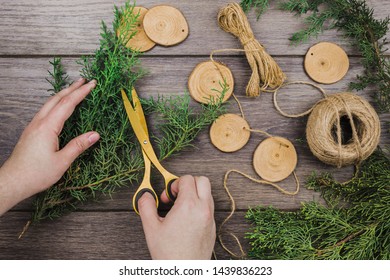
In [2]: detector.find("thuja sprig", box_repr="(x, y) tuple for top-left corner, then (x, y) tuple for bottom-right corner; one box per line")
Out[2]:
(142, 83), (228, 160)
(240, 0), (270, 19)
(245, 149), (390, 259)
(29, 1), (225, 224)
(240, 0), (390, 112)
(45, 57), (69, 93)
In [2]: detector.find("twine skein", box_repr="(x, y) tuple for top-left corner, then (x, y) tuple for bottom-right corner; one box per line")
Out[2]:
(273, 82), (381, 168)
(217, 3), (286, 97)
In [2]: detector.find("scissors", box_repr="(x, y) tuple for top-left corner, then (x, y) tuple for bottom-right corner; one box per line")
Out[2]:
(121, 88), (178, 215)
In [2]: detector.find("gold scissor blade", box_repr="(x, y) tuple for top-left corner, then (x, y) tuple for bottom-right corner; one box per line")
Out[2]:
(131, 87), (149, 137)
(121, 89), (147, 140)
(121, 89), (164, 171)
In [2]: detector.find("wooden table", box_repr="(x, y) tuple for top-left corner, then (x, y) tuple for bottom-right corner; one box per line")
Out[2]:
(0, 0), (389, 259)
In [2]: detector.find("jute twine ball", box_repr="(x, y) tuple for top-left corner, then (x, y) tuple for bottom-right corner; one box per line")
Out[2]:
(188, 61), (234, 104)
(210, 114), (251, 152)
(306, 92), (380, 167)
(253, 137), (297, 182)
(117, 6), (156, 52)
(304, 42), (349, 84)
(143, 5), (189, 46)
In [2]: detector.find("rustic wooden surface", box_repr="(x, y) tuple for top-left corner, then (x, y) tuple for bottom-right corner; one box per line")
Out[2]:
(0, 0), (389, 259)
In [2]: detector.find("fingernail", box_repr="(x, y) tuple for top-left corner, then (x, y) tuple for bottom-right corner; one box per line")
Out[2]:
(88, 132), (100, 144)
(77, 77), (85, 82)
(88, 80), (97, 89)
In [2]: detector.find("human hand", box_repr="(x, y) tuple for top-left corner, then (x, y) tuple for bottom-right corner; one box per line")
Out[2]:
(138, 175), (216, 259)
(0, 78), (100, 215)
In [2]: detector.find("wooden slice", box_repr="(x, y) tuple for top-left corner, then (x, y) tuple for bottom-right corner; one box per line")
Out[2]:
(143, 5), (189, 46)
(210, 114), (250, 152)
(304, 42), (349, 84)
(116, 6), (156, 52)
(188, 61), (234, 104)
(253, 137), (297, 182)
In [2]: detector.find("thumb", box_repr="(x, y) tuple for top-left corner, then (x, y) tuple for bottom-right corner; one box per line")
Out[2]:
(138, 192), (160, 232)
(58, 131), (100, 167)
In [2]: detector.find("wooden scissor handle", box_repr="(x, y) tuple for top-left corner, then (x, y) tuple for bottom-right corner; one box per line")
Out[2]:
(133, 187), (159, 215)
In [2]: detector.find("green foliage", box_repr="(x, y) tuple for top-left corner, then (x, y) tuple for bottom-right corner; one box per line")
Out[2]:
(240, 0), (390, 112)
(31, 1), (225, 222)
(240, 0), (270, 19)
(45, 57), (69, 93)
(142, 85), (227, 161)
(246, 149), (390, 259)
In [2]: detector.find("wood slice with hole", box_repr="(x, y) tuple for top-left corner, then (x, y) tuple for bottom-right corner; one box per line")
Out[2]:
(116, 6), (156, 52)
(253, 137), (297, 182)
(143, 5), (189, 46)
(188, 61), (234, 104)
(304, 42), (349, 84)
(210, 114), (250, 152)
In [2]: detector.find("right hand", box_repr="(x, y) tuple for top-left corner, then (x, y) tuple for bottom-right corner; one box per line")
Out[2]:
(138, 175), (216, 259)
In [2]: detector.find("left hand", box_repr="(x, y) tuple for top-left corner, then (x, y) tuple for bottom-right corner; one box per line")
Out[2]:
(0, 78), (100, 215)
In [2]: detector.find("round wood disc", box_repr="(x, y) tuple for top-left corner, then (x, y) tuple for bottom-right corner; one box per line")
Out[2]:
(188, 61), (234, 104)
(253, 137), (297, 182)
(143, 5), (189, 46)
(117, 6), (156, 52)
(304, 42), (349, 84)
(210, 114), (250, 152)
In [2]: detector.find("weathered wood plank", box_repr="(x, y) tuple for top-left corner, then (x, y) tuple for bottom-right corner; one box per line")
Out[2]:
(1, 0), (389, 262)
(0, 0), (389, 56)
(0, 211), (249, 260)
(1, 57), (389, 212)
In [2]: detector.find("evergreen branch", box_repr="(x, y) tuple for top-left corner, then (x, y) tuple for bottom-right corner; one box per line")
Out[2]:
(315, 228), (365, 256)
(63, 167), (143, 191)
(45, 57), (69, 93)
(30, 1), (225, 224)
(246, 149), (390, 259)
(240, 0), (270, 19)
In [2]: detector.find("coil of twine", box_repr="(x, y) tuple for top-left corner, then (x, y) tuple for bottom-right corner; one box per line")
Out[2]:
(306, 93), (381, 167)
(274, 82), (381, 168)
(217, 3), (286, 97)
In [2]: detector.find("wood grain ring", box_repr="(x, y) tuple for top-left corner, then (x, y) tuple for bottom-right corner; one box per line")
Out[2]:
(210, 114), (250, 152)
(116, 6), (156, 52)
(188, 61), (234, 104)
(253, 137), (297, 182)
(143, 5), (189, 46)
(304, 42), (349, 84)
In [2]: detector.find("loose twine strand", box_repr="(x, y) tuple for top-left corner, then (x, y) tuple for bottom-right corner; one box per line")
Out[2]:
(208, 44), (300, 258)
(216, 85), (300, 258)
(217, 3), (286, 97)
(219, 170), (300, 258)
